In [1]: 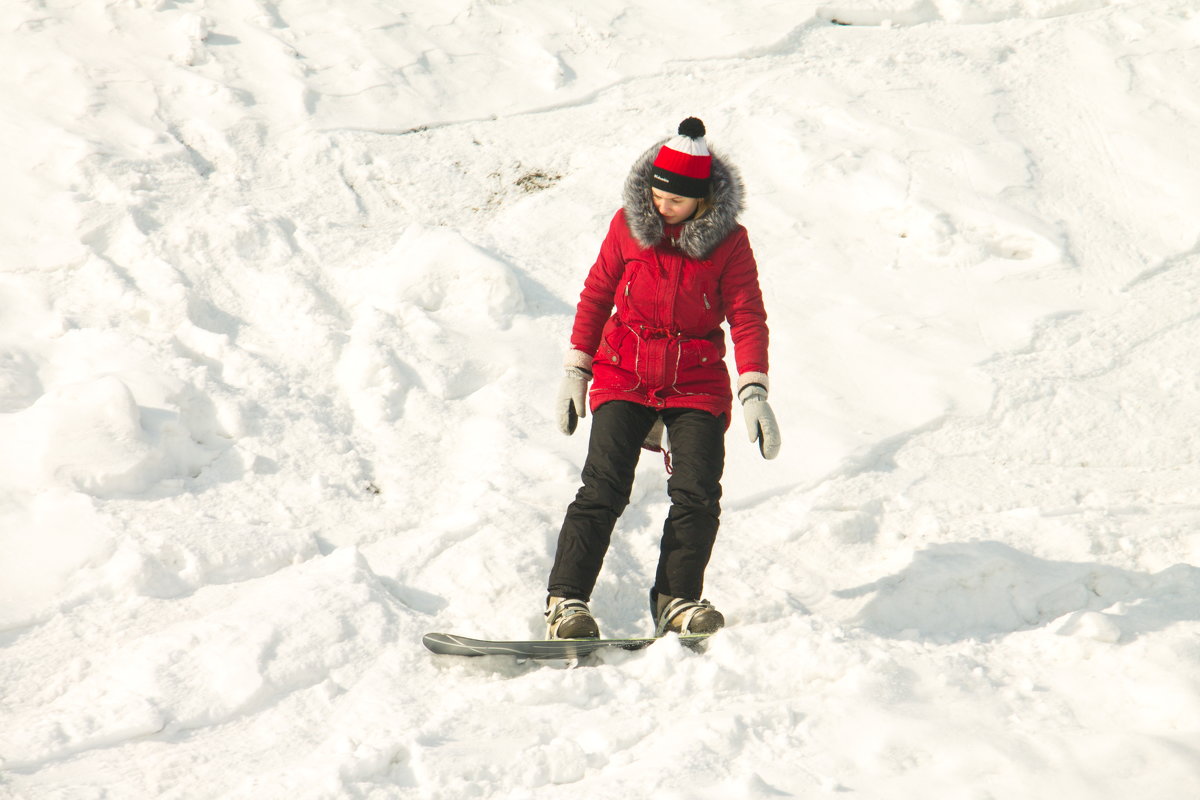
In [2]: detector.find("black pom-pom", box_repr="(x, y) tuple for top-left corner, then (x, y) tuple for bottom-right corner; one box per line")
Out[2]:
(677, 117), (706, 138)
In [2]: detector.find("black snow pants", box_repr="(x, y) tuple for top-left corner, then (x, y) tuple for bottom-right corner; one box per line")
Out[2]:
(547, 400), (725, 603)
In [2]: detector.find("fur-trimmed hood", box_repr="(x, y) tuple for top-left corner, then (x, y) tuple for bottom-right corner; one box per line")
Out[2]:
(622, 140), (746, 261)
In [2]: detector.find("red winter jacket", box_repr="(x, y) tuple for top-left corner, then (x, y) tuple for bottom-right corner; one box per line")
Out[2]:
(569, 145), (769, 425)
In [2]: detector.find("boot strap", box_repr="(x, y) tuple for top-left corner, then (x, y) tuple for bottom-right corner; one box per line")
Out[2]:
(546, 598), (591, 627)
(655, 597), (714, 637)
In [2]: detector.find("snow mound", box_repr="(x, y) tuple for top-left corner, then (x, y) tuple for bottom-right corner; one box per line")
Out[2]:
(0, 375), (221, 496)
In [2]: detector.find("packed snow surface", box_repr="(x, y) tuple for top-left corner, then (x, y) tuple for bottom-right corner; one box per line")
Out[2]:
(3, 0), (1200, 797)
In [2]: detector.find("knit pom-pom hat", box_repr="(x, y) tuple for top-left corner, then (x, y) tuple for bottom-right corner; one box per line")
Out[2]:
(650, 117), (712, 198)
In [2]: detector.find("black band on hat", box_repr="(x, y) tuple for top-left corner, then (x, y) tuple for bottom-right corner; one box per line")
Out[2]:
(650, 168), (710, 199)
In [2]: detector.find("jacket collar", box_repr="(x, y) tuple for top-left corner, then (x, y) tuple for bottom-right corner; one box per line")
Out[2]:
(622, 140), (745, 260)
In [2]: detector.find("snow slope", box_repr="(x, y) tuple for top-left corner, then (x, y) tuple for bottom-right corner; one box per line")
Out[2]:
(3, 0), (1200, 797)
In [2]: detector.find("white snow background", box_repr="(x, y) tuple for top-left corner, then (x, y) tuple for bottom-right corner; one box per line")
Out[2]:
(3, 0), (1200, 797)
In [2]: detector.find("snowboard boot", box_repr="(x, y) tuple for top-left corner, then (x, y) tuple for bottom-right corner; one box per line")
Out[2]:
(650, 588), (725, 637)
(545, 596), (600, 640)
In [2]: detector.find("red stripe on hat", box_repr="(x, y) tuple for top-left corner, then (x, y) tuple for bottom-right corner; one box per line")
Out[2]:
(653, 147), (712, 179)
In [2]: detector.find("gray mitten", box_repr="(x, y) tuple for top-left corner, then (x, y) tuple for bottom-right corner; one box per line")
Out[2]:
(738, 372), (780, 460)
(557, 350), (594, 435)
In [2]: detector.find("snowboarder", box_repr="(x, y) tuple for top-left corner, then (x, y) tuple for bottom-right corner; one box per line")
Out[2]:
(547, 117), (780, 640)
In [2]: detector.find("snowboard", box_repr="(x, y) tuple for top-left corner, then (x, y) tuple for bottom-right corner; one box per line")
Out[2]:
(422, 631), (711, 660)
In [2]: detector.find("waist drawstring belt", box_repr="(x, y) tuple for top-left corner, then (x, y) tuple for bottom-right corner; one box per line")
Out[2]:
(636, 325), (681, 339)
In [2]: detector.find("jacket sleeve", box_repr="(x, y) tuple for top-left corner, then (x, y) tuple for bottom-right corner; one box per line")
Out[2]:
(569, 210), (629, 357)
(720, 227), (770, 376)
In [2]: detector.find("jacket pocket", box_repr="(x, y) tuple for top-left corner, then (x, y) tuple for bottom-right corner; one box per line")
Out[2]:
(671, 337), (726, 394)
(597, 324), (642, 391)
(676, 261), (724, 335)
(615, 258), (656, 323)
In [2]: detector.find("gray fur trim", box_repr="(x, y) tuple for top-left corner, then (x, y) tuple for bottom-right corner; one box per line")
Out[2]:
(622, 140), (746, 260)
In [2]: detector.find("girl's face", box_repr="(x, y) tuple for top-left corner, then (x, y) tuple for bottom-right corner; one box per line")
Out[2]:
(652, 189), (700, 224)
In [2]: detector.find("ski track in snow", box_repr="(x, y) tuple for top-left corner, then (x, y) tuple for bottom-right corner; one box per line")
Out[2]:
(3, 0), (1200, 798)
